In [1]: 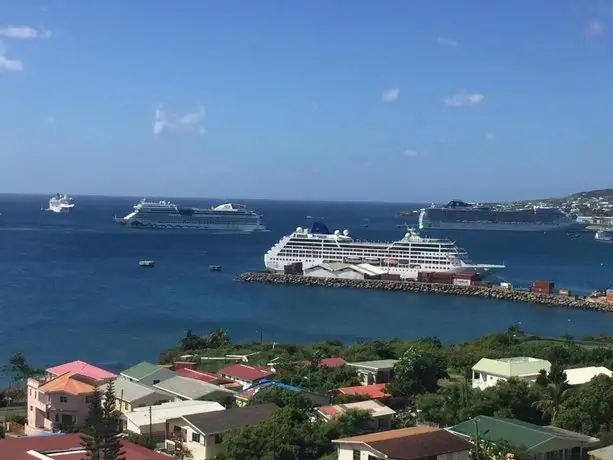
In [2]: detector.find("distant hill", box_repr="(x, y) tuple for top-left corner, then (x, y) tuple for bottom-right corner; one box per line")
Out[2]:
(567, 189), (613, 199)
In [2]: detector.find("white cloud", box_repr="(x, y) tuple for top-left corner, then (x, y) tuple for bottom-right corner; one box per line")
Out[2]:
(47, 116), (55, 123)
(153, 104), (205, 136)
(382, 87), (400, 103)
(443, 90), (485, 107)
(0, 42), (23, 72)
(0, 26), (51, 39)
(404, 149), (419, 157)
(586, 19), (603, 38)
(484, 132), (495, 141)
(437, 37), (458, 48)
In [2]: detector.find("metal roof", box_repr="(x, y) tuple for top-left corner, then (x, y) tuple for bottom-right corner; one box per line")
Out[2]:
(100, 378), (171, 403)
(472, 357), (551, 377)
(123, 400), (225, 426)
(347, 359), (398, 371)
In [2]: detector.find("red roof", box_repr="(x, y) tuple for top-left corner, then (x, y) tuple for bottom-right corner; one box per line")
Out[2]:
(218, 363), (275, 381)
(338, 383), (390, 399)
(303, 357), (347, 368)
(0, 433), (169, 460)
(177, 367), (221, 383)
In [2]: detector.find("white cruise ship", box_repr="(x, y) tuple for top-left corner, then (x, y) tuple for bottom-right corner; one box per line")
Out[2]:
(264, 222), (504, 279)
(46, 194), (75, 213)
(114, 199), (265, 232)
(419, 200), (585, 232)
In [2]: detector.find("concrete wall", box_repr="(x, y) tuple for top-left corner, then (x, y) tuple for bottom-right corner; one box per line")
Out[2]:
(337, 445), (470, 460)
(472, 371), (538, 390)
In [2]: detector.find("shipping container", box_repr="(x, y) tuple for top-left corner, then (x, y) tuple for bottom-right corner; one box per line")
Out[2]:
(500, 282), (513, 290)
(558, 289), (572, 296)
(607, 294), (613, 302)
(531, 280), (554, 294)
(381, 273), (401, 281)
(454, 272), (482, 281)
(453, 278), (472, 286)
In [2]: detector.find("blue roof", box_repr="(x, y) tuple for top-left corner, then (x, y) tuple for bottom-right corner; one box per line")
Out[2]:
(238, 378), (302, 396)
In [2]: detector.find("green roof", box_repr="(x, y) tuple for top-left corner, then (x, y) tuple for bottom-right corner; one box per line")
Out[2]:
(449, 416), (564, 450)
(120, 361), (162, 380)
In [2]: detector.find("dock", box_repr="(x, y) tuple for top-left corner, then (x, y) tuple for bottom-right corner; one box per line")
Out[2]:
(235, 272), (613, 313)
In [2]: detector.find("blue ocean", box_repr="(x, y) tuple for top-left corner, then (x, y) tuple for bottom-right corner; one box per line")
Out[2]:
(1, 194), (612, 374)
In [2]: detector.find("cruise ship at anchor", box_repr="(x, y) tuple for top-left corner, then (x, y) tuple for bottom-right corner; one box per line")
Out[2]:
(419, 200), (585, 232)
(114, 199), (266, 232)
(264, 222), (504, 280)
(44, 194), (75, 213)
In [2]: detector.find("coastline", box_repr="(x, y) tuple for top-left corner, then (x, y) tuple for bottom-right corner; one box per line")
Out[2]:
(235, 272), (613, 313)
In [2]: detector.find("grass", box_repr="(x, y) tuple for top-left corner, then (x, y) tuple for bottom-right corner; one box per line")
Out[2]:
(0, 405), (26, 422)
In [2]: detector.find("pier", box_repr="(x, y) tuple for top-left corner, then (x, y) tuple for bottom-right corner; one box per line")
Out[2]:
(235, 272), (613, 313)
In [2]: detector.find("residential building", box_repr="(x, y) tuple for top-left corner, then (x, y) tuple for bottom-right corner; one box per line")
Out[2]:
(564, 366), (613, 386)
(449, 416), (600, 459)
(154, 375), (235, 402)
(121, 399), (225, 439)
(347, 359), (398, 386)
(333, 426), (473, 460)
(26, 372), (97, 434)
(217, 363), (276, 389)
(100, 377), (173, 412)
(303, 357), (347, 368)
(589, 444), (613, 460)
(0, 432), (172, 460)
(120, 361), (176, 386)
(338, 383), (391, 400)
(165, 402), (279, 459)
(317, 400), (396, 430)
(471, 357), (551, 389)
(46, 360), (117, 380)
(235, 379), (330, 407)
(176, 367), (236, 387)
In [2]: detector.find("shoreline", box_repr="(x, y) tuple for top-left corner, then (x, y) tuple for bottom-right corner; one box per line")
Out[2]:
(235, 272), (613, 313)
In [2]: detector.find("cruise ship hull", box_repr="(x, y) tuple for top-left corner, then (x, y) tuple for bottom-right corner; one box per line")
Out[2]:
(115, 218), (265, 233)
(264, 256), (504, 280)
(48, 205), (74, 213)
(419, 220), (586, 232)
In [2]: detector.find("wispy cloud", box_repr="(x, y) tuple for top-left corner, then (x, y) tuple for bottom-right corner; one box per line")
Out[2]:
(404, 149), (419, 157)
(382, 87), (400, 103)
(586, 19), (604, 38)
(153, 104), (205, 136)
(437, 37), (458, 48)
(313, 103), (320, 113)
(47, 116), (55, 123)
(443, 90), (485, 107)
(484, 132), (495, 141)
(0, 25), (51, 39)
(0, 42), (23, 72)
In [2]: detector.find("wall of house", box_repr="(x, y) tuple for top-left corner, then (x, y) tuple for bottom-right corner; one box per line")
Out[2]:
(337, 446), (469, 460)
(27, 383), (90, 431)
(472, 370), (539, 390)
(355, 369), (393, 386)
(124, 418), (166, 438)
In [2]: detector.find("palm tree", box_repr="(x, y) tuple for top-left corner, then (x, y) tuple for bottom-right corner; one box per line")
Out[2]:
(534, 382), (570, 424)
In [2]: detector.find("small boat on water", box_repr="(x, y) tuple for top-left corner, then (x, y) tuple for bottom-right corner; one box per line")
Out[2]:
(139, 260), (155, 268)
(595, 230), (613, 243)
(210, 265), (222, 272)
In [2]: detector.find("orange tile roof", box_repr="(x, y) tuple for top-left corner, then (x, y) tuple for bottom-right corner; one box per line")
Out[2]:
(39, 372), (95, 396)
(338, 383), (390, 399)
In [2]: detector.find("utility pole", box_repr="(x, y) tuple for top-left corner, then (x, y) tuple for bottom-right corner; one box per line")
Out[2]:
(149, 405), (152, 442)
(474, 418), (480, 460)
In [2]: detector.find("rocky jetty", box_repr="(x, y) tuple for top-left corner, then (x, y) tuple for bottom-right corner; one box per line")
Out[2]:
(235, 272), (613, 313)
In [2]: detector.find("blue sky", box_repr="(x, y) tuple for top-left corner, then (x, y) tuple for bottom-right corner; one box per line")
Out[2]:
(0, 0), (612, 202)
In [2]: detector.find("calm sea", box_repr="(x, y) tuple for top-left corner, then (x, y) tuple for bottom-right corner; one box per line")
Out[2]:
(0, 194), (612, 375)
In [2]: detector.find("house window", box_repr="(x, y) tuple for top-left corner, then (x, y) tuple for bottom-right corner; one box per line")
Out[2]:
(353, 450), (360, 460)
(55, 414), (59, 422)
(191, 433), (201, 443)
(214, 433), (223, 444)
(60, 396), (68, 403)
(473, 372), (480, 379)
(85, 396), (93, 404)
(30, 406), (33, 411)
(153, 380), (160, 385)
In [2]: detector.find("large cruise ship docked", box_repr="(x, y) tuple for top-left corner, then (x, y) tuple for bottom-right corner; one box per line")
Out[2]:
(114, 199), (266, 232)
(264, 222), (504, 279)
(419, 200), (585, 232)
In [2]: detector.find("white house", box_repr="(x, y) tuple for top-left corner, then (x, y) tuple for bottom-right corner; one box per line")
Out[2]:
(121, 400), (225, 440)
(332, 426), (473, 460)
(564, 366), (613, 386)
(471, 357), (551, 390)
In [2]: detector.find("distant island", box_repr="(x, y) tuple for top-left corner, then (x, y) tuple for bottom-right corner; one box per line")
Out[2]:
(397, 189), (613, 218)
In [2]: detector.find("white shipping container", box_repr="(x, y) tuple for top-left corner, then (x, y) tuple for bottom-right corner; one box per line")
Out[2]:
(500, 282), (512, 290)
(453, 278), (472, 286)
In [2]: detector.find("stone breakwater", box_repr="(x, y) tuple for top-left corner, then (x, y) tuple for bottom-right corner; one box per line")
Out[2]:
(236, 272), (613, 313)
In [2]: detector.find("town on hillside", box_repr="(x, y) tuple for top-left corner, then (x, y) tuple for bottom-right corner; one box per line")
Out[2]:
(3, 327), (613, 459)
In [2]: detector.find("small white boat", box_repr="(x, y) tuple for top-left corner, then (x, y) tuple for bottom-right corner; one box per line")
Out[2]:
(595, 230), (613, 243)
(139, 260), (155, 268)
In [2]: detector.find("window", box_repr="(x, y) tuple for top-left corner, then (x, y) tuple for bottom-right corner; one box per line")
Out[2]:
(29, 405), (33, 411)
(60, 396), (68, 403)
(473, 372), (480, 379)
(191, 432), (201, 443)
(153, 380), (160, 385)
(428, 456), (437, 460)
(353, 450), (361, 460)
(214, 433), (223, 444)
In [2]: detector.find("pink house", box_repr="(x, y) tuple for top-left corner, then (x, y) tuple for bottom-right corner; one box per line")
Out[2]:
(26, 361), (116, 435)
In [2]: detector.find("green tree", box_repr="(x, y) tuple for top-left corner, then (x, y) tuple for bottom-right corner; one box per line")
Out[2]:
(534, 382), (570, 425)
(333, 409), (373, 438)
(250, 387), (314, 411)
(207, 328), (232, 349)
(386, 345), (447, 399)
(100, 381), (125, 460)
(81, 390), (103, 460)
(179, 330), (206, 351)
